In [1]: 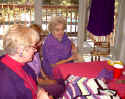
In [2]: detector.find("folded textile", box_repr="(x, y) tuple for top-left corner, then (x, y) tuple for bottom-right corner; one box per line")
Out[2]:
(65, 75), (81, 84)
(59, 75), (120, 99)
(77, 78), (108, 96)
(97, 68), (113, 82)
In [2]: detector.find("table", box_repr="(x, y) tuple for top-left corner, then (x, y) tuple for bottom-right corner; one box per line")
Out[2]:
(53, 61), (125, 98)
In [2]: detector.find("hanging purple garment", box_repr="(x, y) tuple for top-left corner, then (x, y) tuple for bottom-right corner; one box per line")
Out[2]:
(87, 0), (115, 36)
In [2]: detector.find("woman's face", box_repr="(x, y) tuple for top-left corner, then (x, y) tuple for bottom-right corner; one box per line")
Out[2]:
(53, 23), (65, 41)
(20, 42), (37, 63)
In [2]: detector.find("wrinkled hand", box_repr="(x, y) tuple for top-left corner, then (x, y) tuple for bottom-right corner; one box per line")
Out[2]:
(37, 88), (49, 99)
(75, 53), (84, 62)
(72, 48), (77, 55)
(71, 53), (79, 61)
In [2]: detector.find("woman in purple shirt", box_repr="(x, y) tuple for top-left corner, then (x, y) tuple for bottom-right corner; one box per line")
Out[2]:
(42, 16), (77, 79)
(28, 24), (64, 98)
(27, 24), (43, 78)
(0, 24), (49, 99)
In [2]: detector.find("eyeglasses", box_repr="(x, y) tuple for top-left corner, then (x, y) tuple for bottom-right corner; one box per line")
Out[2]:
(30, 45), (37, 50)
(54, 28), (64, 32)
(25, 45), (37, 51)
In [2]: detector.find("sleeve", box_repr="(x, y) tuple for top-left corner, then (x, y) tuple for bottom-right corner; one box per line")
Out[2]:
(42, 43), (60, 65)
(33, 52), (42, 70)
(28, 52), (41, 76)
(0, 72), (17, 99)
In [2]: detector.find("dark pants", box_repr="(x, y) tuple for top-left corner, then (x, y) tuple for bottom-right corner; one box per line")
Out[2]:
(39, 79), (65, 99)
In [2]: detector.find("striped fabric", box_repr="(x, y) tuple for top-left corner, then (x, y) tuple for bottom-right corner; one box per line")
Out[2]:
(59, 75), (120, 99)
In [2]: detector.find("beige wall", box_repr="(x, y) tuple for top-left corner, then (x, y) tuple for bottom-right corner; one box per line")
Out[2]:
(34, 0), (42, 26)
(114, 0), (125, 64)
(120, 2), (125, 64)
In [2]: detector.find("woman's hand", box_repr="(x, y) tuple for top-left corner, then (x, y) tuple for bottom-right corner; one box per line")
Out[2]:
(37, 88), (49, 99)
(71, 41), (78, 55)
(71, 53), (84, 62)
(68, 53), (78, 61)
(55, 53), (78, 65)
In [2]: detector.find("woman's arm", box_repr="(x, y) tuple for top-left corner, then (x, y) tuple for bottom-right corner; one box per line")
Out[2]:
(71, 41), (78, 55)
(52, 42), (77, 66)
(40, 68), (48, 79)
(51, 42), (78, 67)
(71, 42), (85, 62)
(37, 68), (56, 85)
(53, 56), (74, 66)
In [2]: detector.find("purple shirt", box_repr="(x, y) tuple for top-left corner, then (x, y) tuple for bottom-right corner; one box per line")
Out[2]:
(42, 33), (72, 78)
(27, 52), (41, 76)
(0, 55), (37, 99)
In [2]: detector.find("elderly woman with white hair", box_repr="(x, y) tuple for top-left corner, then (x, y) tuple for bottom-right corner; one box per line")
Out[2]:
(42, 16), (78, 79)
(42, 16), (78, 98)
(0, 24), (50, 99)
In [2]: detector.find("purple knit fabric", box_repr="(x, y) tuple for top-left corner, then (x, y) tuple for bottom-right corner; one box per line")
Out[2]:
(97, 68), (113, 82)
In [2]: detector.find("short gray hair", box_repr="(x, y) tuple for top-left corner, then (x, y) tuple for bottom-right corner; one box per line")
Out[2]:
(48, 16), (67, 33)
(3, 24), (40, 55)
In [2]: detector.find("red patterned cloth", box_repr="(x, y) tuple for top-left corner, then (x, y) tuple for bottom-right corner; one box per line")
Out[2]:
(53, 61), (125, 98)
